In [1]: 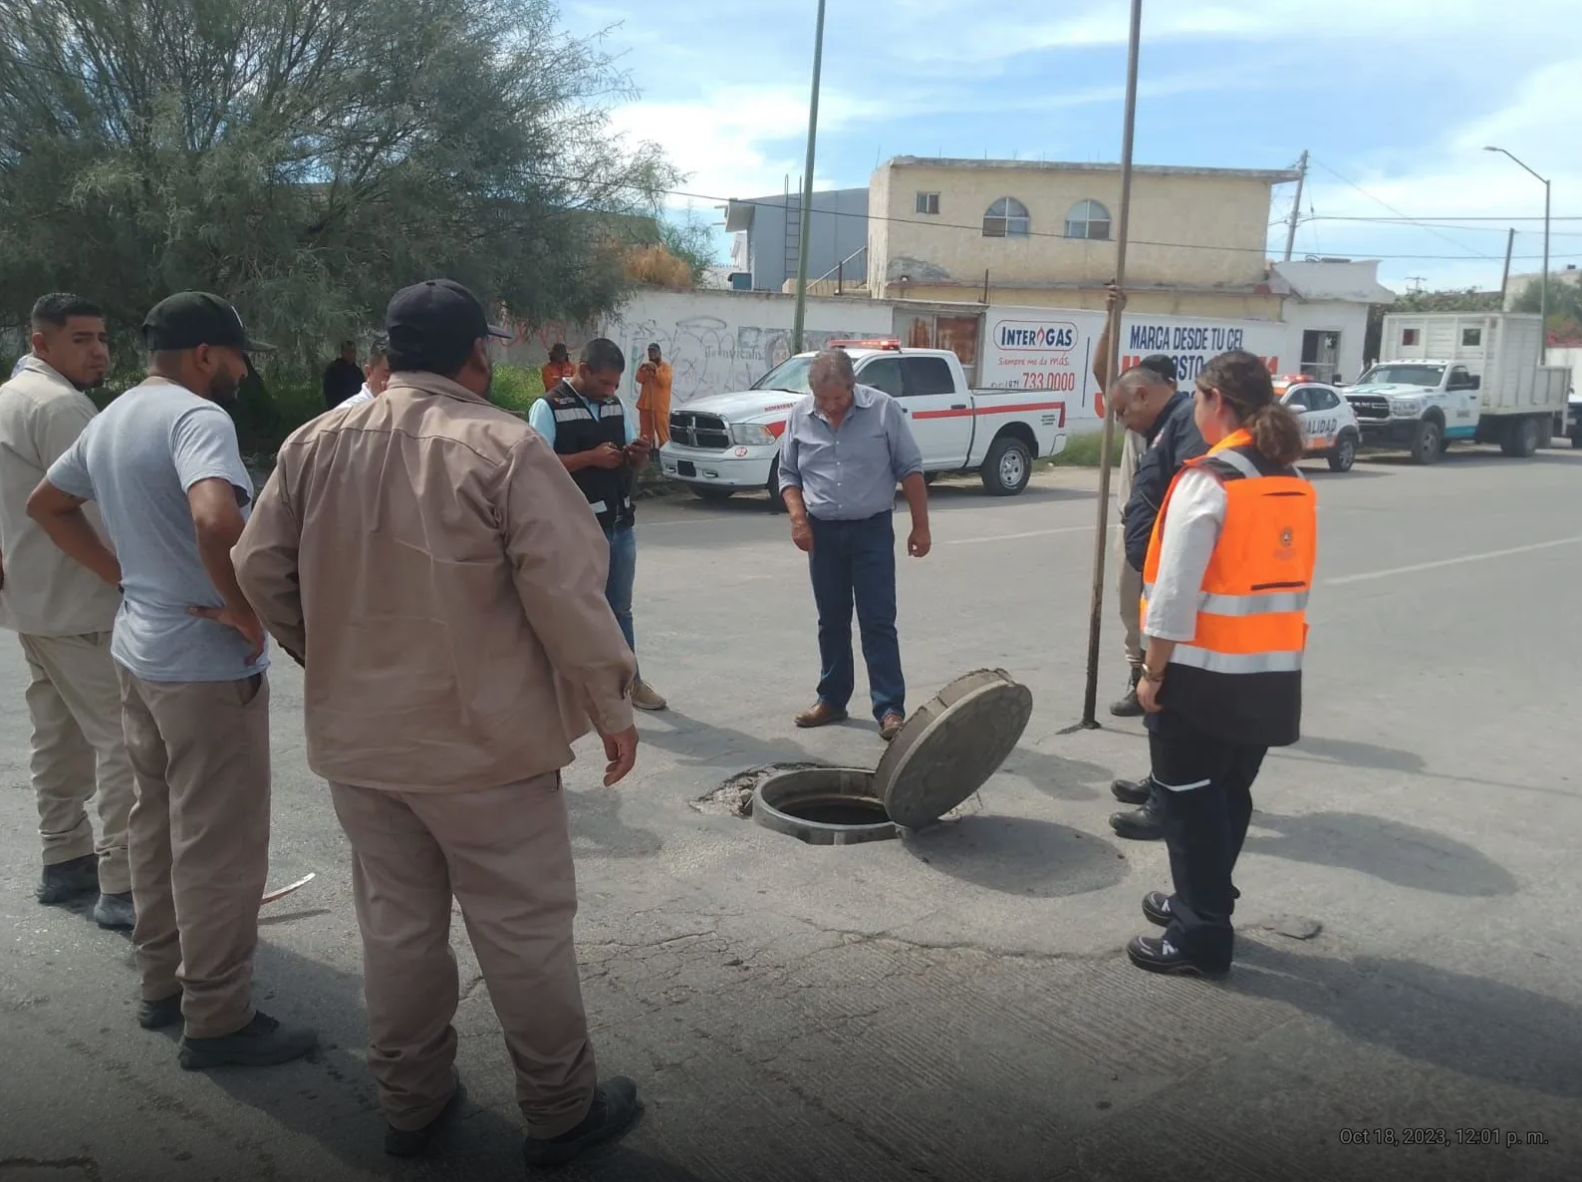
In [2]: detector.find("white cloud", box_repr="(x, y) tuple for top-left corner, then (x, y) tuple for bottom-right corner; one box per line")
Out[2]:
(607, 84), (889, 206)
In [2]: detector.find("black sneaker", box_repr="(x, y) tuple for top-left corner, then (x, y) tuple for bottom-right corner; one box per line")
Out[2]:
(385, 1083), (465, 1158)
(1110, 775), (1151, 806)
(93, 891), (135, 930)
(1126, 934), (1227, 979)
(178, 1011), (317, 1070)
(1109, 804), (1164, 841)
(37, 855), (99, 905)
(139, 991), (183, 1031)
(522, 1077), (641, 1168)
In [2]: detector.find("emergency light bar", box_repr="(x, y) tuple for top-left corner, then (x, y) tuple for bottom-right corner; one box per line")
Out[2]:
(826, 338), (902, 350)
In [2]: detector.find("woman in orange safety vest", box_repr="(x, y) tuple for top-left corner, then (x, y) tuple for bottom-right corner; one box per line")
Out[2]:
(1128, 350), (1317, 978)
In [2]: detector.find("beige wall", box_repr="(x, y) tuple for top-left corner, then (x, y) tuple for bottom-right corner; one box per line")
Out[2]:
(892, 284), (1284, 322)
(871, 162), (1278, 298)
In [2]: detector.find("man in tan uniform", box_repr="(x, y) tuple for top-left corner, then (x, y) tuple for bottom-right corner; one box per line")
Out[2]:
(0, 294), (136, 928)
(234, 279), (643, 1166)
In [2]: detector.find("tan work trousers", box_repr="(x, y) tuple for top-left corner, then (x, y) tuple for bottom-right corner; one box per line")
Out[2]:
(118, 670), (271, 1039)
(329, 774), (597, 1138)
(19, 632), (135, 892)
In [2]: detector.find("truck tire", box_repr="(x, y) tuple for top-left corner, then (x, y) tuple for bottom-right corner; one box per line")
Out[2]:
(1328, 431), (1357, 473)
(981, 434), (1033, 497)
(1500, 415), (1540, 458)
(1409, 418), (1443, 465)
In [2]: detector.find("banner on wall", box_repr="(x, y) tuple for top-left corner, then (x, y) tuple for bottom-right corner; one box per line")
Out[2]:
(980, 307), (1299, 432)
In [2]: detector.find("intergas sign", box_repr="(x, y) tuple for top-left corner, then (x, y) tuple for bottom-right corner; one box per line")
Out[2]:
(980, 306), (1298, 432)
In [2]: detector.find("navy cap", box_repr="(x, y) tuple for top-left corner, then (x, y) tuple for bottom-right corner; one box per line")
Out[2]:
(143, 292), (274, 353)
(384, 279), (510, 374)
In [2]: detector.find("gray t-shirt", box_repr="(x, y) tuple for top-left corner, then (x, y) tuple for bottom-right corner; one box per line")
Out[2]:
(47, 377), (269, 682)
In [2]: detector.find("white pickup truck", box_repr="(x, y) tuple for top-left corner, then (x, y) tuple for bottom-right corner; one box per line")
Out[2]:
(660, 341), (1069, 506)
(1345, 312), (1569, 463)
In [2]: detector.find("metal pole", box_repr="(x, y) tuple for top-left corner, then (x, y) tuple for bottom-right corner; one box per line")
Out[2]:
(1283, 150), (1308, 262)
(1541, 178), (1550, 359)
(1080, 0), (1143, 729)
(790, 0), (827, 355)
(1499, 227), (1515, 304)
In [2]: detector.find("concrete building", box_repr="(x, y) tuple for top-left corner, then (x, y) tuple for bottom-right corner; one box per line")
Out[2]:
(1270, 259), (1396, 383)
(867, 157), (1300, 319)
(724, 187), (869, 294)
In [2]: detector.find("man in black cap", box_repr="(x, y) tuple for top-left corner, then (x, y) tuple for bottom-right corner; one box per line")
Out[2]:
(234, 279), (642, 1164)
(28, 291), (317, 1069)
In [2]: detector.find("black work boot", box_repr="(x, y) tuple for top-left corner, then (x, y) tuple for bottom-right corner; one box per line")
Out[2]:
(523, 1077), (641, 1168)
(1109, 667), (1144, 717)
(36, 855), (99, 905)
(1110, 799), (1164, 841)
(139, 991), (184, 1031)
(385, 1082), (466, 1158)
(1111, 774), (1152, 806)
(178, 1011), (317, 1070)
(93, 891), (135, 930)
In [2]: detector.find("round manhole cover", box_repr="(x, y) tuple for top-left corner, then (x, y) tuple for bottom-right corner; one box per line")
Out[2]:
(874, 669), (1033, 829)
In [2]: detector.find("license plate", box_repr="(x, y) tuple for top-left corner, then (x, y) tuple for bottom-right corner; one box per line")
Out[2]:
(678, 461), (696, 477)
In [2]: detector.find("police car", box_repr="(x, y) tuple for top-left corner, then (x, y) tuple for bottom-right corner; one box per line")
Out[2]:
(1273, 375), (1361, 472)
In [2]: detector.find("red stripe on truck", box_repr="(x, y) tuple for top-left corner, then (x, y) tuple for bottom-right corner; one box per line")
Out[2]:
(913, 400), (1066, 426)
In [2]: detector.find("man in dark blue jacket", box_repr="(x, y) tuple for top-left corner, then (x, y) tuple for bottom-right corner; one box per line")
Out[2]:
(1106, 362), (1207, 841)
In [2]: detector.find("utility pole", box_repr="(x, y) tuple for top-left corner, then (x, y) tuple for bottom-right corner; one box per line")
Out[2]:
(1499, 227), (1516, 305)
(1485, 146), (1551, 358)
(1283, 149), (1309, 262)
(790, 0), (828, 355)
(1080, 0), (1143, 729)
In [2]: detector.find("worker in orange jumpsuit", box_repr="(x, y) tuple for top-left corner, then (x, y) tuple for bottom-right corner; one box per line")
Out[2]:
(1127, 350), (1316, 979)
(540, 342), (575, 395)
(635, 344), (673, 447)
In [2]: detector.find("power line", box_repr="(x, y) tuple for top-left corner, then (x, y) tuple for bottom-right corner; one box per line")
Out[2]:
(1310, 158), (1492, 259)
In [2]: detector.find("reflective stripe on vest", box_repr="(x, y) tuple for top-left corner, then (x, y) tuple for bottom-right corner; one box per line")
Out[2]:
(1141, 586), (1311, 618)
(1168, 647), (1304, 675)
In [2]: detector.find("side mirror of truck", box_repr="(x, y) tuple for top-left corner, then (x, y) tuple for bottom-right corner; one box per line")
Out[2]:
(1469, 376), (1481, 390)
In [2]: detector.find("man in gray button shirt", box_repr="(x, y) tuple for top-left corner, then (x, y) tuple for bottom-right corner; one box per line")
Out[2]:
(778, 349), (930, 741)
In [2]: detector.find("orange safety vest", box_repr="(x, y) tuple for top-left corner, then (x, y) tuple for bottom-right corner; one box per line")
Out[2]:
(1141, 428), (1316, 747)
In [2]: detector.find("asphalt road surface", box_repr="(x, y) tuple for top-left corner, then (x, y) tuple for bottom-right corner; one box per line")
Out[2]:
(3, 445), (1580, 1182)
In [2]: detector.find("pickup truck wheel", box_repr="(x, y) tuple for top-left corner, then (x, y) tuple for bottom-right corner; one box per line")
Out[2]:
(1409, 419), (1443, 465)
(1500, 415), (1540, 458)
(981, 435), (1033, 496)
(693, 486), (735, 503)
(1328, 433), (1357, 473)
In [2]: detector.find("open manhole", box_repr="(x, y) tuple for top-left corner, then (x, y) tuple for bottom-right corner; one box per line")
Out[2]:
(748, 669), (1033, 847)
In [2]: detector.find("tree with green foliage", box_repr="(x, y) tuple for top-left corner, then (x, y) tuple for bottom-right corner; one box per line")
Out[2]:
(0, 0), (680, 365)
(1512, 278), (1582, 345)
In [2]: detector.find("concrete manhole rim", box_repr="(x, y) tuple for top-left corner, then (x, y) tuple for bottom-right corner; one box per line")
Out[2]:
(751, 766), (899, 845)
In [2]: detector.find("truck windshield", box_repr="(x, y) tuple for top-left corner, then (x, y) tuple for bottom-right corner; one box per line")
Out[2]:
(750, 356), (815, 394)
(1363, 365), (1444, 386)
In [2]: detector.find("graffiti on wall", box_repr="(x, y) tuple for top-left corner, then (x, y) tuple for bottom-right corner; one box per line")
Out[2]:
(605, 316), (865, 405)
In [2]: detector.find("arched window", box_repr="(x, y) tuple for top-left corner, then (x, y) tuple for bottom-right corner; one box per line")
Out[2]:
(982, 197), (1030, 238)
(1064, 200), (1112, 240)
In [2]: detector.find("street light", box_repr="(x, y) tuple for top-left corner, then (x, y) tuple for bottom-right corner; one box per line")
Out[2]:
(1485, 145), (1551, 353)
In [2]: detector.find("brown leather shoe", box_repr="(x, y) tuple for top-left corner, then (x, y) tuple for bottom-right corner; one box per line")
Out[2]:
(794, 701), (849, 729)
(879, 712), (905, 742)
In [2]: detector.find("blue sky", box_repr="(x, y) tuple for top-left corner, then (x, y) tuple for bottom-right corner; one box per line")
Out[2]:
(563, 0), (1582, 295)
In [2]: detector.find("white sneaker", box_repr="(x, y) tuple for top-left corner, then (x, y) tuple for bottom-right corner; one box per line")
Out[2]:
(631, 680), (668, 712)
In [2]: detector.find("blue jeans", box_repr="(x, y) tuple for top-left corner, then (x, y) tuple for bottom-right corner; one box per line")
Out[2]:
(605, 524), (637, 670)
(808, 512), (905, 722)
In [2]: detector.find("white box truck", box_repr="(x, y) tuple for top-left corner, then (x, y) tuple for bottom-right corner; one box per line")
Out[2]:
(1345, 312), (1569, 463)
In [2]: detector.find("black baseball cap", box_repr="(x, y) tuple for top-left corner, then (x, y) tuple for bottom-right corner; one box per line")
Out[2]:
(142, 292), (274, 353)
(385, 279), (510, 373)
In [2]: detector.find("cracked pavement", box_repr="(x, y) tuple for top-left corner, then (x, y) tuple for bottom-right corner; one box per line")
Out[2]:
(3, 453), (1582, 1181)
